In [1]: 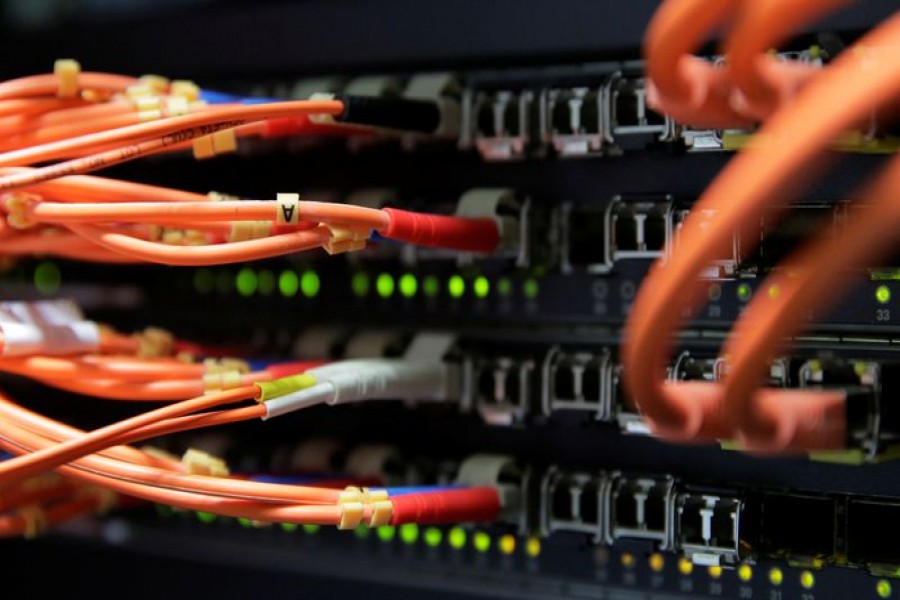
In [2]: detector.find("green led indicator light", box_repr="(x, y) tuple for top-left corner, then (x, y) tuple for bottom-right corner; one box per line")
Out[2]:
(473, 276), (490, 298)
(737, 283), (752, 302)
(354, 525), (370, 539)
(423, 275), (440, 298)
(877, 579), (893, 599)
(376, 273), (395, 298)
(236, 268), (257, 297)
(377, 525), (396, 542)
(448, 275), (466, 298)
(423, 527), (442, 547)
(34, 261), (61, 295)
(399, 523), (419, 545)
(216, 270), (233, 294)
(523, 278), (539, 299)
(497, 278), (512, 297)
(193, 268), (215, 294)
(351, 272), (370, 297)
(237, 517), (253, 528)
(196, 511), (217, 524)
(300, 270), (321, 298)
(877, 285), (892, 305)
(448, 526), (466, 549)
(399, 273), (418, 298)
(155, 504), (173, 518)
(302, 524), (320, 535)
(280, 522), (299, 532)
(473, 531), (491, 553)
(257, 270), (275, 296)
(278, 271), (299, 297)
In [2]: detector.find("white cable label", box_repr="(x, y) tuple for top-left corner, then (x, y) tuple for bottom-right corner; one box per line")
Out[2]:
(0, 300), (100, 356)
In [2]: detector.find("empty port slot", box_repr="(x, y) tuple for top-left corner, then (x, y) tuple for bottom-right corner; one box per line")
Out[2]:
(473, 91), (533, 161)
(553, 360), (579, 400)
(606, 198), (672, 261)
(478, 366), (499, 402)
(611, 476), (672, 542)
(552, 478), (575, 520)
(582, 361), (602, 404)
(563, 204), (608, 272)
(678, 494), (742, 563)
(847, 499), (900, 565)
(744, 206), (835, 273)
(580, 479), (601, 524)
(760, 494), (836, 559)
(545, 88), (603, 157)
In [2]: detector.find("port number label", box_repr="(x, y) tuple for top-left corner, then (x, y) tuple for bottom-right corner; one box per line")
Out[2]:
(876, 308), (891, 322)
(709, 582), (723, 596)
(738, 585), (753, 599)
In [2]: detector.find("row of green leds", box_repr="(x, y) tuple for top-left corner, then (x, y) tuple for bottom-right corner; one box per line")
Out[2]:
(192, 268), (321, 298)
(168, 507), (539, 556)
(351, 273), (539, 300)
(191, 268), (541, 301)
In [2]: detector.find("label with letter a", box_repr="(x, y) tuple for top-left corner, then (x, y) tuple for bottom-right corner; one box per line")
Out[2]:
(276, 193), (300, 225)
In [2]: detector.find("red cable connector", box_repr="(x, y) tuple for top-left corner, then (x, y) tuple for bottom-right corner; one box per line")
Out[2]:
(389, 486), (501, 525)
(381, 207), (500, 253)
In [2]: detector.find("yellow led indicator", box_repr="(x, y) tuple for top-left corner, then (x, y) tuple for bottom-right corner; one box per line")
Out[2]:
(399, 273), (418, 298)
(257, 270), (275, 296)
(738, 564), (753, 582)
(800, 570), (815, 590)
(877, 285), (892, 305)
(678, 557), (694, 576)
(767, 284), (780, 299)
(499, 534), (516, 555)
(737, 283), (752, 302)
(278, 270), (299, 297)
(351, 272), (370, 297)
(649, 553), (665, 572)
(377, 525), (396, 542)
(525, 536), (541, 558)
(376, 273), (395, 298)
(768, 567), (783, 586)
(423, 526), (442, 547)
(236, 268), (257, 296)
(621, 552), (636, 568)
(448, 275), (465, 298)
(399, 523), (419, 545)
(877, 579), (893, 599)
(708, 566), (723, 580)
(193, 268), (215, 294)
(473, 276), (490, 298)
(302, 524), (320, 535)
(473, 531), (491, 553)
(448, 526), (466, 549)
(300, 270), (320, 298)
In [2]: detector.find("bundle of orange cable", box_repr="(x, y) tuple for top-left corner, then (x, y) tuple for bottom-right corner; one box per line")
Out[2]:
(624, 0), (900, 453)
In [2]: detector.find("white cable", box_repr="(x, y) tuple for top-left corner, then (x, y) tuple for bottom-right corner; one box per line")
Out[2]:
(262, 359), (455, 419)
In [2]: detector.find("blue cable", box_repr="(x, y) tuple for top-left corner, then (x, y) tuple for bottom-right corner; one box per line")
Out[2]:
(199, 89), (279, 105)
